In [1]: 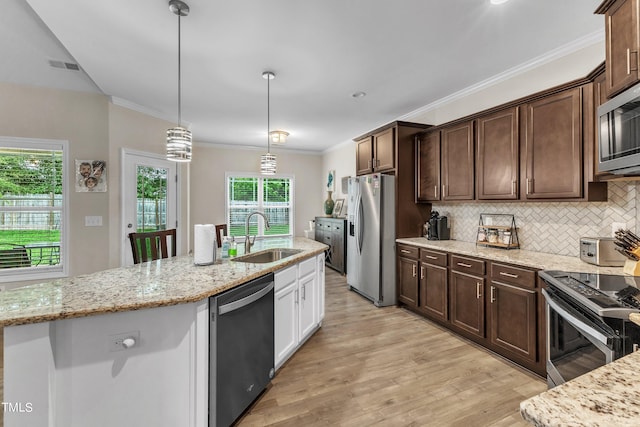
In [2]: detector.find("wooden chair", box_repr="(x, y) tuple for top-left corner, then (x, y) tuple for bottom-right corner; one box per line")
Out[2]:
(0, 244), (30, 268)
(215, 224), (227, 248)
(128, 229), (177, 264)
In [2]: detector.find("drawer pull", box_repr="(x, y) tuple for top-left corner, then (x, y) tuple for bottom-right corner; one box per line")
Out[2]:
(457, 262), (472, 268)
(476, 282), (482, 299)
(499, 271), (519, 279)
(401, 249), (412, 254)
(425, 255), (438, 260)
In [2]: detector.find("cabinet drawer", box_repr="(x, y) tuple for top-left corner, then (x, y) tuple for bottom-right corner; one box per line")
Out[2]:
(397, 244), (419, 259)
(332, 223), (344, 232)
(420, 249), (447, 267)
(275, 265), (297, 291)
(299, 257), (316, 278)
(451, 255), (485, 276)
(490, 263), (536, 289)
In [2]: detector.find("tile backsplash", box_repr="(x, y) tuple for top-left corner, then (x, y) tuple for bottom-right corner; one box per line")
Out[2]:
(431, 181), (639, 257)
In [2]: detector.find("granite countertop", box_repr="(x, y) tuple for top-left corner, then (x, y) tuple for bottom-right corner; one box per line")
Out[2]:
(520, 351), (640, 426)
(0, 237), (327, 327)
(395, 238), (626, 275)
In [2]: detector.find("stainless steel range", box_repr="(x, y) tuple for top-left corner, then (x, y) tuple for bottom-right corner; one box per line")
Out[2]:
(540, 270), (640, 388)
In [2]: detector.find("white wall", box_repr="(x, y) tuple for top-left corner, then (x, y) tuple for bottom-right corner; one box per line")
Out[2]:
(189, 144), (323, 243)
(320, 140), (355, 214)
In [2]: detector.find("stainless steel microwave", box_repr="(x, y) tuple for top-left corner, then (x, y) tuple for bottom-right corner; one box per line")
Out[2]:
(598, 82), (640, 174)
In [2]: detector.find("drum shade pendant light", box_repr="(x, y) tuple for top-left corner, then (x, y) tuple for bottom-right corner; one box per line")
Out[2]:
(166, 0), (192, 162)
(260, 71), (277, 175)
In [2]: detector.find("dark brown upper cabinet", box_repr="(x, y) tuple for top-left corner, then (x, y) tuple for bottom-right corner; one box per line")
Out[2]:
(355, 136), (374, 175)
(441, 120), (475, 201)
(416, 130), (441, 202)
(522, 87), (583, 200)
(476, 108), (519, 200)
(355, 127), (396, 175)
(597, 0), (640, 98)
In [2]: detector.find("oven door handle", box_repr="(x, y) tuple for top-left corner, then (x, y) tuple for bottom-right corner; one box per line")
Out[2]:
(542, 288), (610, 346)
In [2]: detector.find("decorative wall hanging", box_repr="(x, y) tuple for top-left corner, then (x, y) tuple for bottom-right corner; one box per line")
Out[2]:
(75, 160), (107, 192)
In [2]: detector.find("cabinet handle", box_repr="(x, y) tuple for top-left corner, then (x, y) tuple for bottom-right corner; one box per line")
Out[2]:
(401, 249), (412, 254)
(457, 262), (472, 268)
(295, 289), (299, 304)
(632, 50), (639, 72)
(490, 286), (496, 303)
(526, 178), (532, 195)
(511, 181), (516, 195)
(499, 271), (519, 279)
(302, 284), (306, 300)
(434, 185), (438, 199)
(442, 184), (446, 198)
(425, 255), (438, 260)
(476, 282), (482, 299)
(412, 264), (417, 277)
(628, 48), (633, 75)
(420, 266), (425, 280)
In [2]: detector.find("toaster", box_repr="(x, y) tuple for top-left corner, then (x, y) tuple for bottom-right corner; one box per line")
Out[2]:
(579, 237), (626, 266)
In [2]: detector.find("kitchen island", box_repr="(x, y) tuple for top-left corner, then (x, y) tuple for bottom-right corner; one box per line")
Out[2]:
(2, 237), (327, 427)
(519, 350), (640, 426)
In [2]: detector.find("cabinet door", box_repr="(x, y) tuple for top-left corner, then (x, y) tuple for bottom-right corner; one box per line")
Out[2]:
(356, 137), (373, 176)
(331, 221), (345, 273)
(298, 271), (318, 341)
(489, 282), (537, 363)
(523, 87), (582, 199)
(419, 262), (448, 321)
(373, 127), (395, 172)
(317, 254), (325, 322)
(476, 108), (519, 200)
(274, 282), (298, 369)
(441, 121), (474, 200)
(450, 271), (485, 338)
(605, 0), (640, 97)
(397, 256), (419, 307)
(416, 131), (441, 202)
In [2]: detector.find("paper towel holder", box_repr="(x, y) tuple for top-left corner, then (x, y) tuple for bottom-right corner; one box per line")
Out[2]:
(194, 224), (217, 266)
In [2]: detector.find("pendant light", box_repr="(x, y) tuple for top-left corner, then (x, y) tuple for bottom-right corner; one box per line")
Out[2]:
(260, 71), (277, 175)
(166, 0), (192, 162)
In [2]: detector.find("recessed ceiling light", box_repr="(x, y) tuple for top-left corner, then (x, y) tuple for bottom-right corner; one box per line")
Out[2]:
(351, 91), (366, 98)
(490, 0), (510, 4)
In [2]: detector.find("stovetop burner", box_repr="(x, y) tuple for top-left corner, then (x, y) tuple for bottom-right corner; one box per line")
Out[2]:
(540, 270), (640, 319)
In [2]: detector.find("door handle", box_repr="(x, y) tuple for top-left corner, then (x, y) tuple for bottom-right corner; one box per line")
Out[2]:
(420, 266), (425, 280)
(476, 282), (482, 299)
(302, 283), (306, 300)
(490, 286), (496, 303)
(412, 264), (417, 277)
(511, 181), (516, 195)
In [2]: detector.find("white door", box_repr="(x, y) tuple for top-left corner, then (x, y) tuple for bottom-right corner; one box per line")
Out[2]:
(121, 150), (178, 266)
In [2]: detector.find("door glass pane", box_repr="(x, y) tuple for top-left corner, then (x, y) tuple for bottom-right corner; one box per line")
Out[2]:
(137, 166), (168, 232)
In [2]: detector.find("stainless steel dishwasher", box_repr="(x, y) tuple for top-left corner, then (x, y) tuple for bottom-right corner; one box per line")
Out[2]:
(209, 273), (275, 427)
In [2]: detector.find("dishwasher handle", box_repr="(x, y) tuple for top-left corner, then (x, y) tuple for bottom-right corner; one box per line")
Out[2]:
(218, 282), (274, 315)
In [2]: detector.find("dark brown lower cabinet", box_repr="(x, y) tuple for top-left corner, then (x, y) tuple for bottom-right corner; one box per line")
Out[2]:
(396, 244), (545, 377)
(450, 270), (485, 338)
(489, 281), (537, 363)
(420, 262), (448, 322)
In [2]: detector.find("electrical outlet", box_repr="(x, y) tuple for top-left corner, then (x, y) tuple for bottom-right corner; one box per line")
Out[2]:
(612, 222), (626, 237)
(108, 330), (139, 352)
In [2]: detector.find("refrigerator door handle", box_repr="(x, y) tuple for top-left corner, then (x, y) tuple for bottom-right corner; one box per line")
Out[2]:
(357, 193), (364, 254)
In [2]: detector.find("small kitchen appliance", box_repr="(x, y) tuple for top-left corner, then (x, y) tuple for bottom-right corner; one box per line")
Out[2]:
(579, 237), (626, 266)
(427, 211), (450, 241)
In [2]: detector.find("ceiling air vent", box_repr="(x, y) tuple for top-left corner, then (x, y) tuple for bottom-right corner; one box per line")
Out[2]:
(48, 60), (81, 71)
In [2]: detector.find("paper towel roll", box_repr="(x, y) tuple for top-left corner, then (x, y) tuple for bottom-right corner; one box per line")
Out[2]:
(194, 224), (216, 265)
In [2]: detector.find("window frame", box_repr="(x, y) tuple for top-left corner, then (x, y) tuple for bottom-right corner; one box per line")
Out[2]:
(0, 136), (69, 283)
(225, 172), (295, 241)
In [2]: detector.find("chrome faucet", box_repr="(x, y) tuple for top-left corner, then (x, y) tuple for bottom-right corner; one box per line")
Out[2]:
(245, 211), (270, 253)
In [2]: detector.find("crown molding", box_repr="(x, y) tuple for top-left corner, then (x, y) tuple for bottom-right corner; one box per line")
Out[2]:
(109, 96), (192, 128)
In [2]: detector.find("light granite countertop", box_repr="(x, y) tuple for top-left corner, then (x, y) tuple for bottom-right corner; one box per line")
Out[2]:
(520, 350), (640, 426)
(395, 238), (626, 275)
(0, 237), (327, 327)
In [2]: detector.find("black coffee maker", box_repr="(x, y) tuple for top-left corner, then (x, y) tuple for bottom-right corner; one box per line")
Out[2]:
(427, 211), (450, 240)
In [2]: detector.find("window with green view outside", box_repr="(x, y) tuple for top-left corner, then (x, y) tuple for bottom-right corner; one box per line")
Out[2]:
(0, 139), (66, 278)
(226, 174), (293, 239)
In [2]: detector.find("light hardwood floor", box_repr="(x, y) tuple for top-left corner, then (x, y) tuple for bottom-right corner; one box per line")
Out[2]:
(238, 268), (545, 426)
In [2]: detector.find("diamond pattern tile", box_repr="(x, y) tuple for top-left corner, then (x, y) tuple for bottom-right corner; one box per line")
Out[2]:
(432, 182), (638, 256)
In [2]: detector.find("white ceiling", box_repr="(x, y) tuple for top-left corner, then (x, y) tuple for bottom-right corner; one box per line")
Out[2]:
(2, 0), (605, 153)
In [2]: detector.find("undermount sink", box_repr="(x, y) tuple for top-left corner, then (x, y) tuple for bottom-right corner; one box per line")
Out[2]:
(232, 248), (303, 264)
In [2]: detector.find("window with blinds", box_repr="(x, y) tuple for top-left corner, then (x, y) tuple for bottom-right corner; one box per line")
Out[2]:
(0, 138), (67, 281)
(226, 174), (293, 239)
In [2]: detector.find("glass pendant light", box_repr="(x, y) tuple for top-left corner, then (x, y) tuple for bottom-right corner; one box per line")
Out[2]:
(261, 71), (277, 175)
(166, 0), (192, 162)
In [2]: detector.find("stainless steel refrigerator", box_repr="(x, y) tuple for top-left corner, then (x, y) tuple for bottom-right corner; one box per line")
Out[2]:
(347, 173), (396, 307)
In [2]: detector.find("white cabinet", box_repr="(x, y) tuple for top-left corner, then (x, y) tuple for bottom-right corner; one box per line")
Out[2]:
(274, 255), (324, 370)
